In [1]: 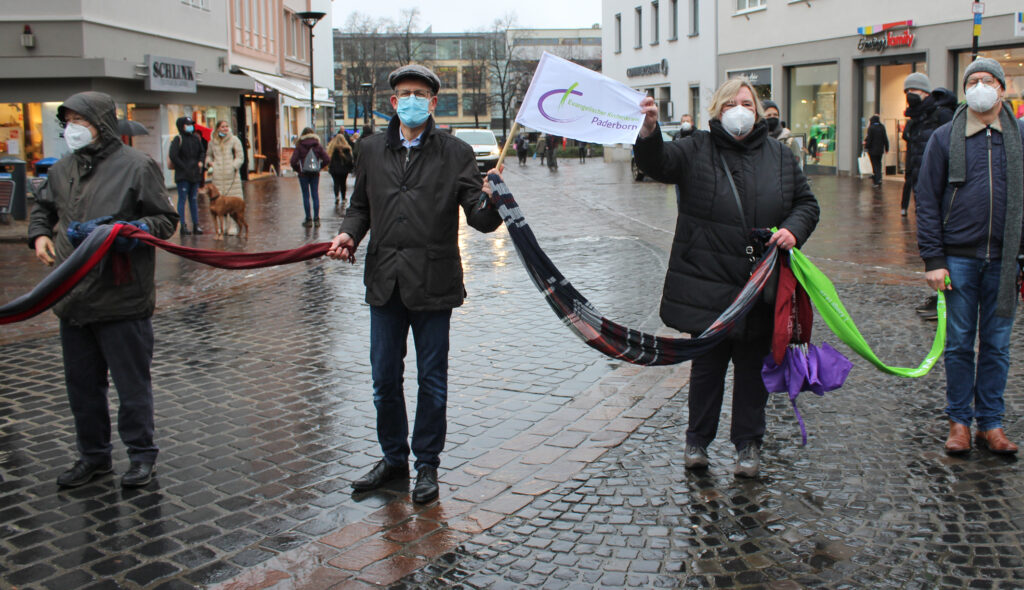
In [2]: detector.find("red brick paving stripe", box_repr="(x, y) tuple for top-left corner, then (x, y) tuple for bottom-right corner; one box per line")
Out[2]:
(211, 362), (689, 589)
(405, 528), (470, 560)
(381, 518), (442, 544)
(327, 537), (402, 571)
(356, 555), (427, 586)
(320, 522), (382, 550)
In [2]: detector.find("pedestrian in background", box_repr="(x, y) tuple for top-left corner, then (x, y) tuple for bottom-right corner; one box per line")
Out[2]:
(169, 115), (205, 236)
(633, 78), (820, 478)
(206, 120), (245, 234)
(326, 128), (354, 209)
(916, 57), (1023, 457)
(903, 73), (957, 320)
(28, 91), (179, 489)
(546, 134), (560, 170)
(863, 114), (889, 188)
(537, 133), (547, 166)
(674, 113), (695, 140)
(902, 73), (956, 217)
(289, 127), (329, 228)
(515, 133), (529, 166)
(326, 64), (502, 504)
(578, 140), (587, 164)
(761, 100), (793, 145)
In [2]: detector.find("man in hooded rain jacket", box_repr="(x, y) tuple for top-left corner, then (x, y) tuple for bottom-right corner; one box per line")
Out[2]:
(28, 91), (179, 488)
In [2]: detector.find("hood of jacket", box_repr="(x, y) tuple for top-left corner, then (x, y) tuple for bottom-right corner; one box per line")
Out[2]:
(297, 132), (322, 147)
(175, 116), (196, 135)
(58, 92), (119, 145)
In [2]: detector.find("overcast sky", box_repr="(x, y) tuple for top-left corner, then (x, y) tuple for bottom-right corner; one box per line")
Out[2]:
(331, 1), (603, 33)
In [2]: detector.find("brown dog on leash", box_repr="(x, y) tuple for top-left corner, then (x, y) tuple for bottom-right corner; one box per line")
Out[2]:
(200, 183), (248, 239)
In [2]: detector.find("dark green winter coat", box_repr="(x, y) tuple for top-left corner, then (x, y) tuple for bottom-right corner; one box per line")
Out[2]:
(27, 91), (179, 325)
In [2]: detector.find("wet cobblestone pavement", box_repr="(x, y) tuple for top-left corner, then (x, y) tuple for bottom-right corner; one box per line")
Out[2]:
(2, 163), (1023, 589)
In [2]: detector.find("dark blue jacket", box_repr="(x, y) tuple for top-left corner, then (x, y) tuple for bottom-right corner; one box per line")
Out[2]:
(916, 115), (1024, 271)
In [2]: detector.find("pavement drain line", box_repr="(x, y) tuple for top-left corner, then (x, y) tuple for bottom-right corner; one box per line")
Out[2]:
(210, 361), (692, 589)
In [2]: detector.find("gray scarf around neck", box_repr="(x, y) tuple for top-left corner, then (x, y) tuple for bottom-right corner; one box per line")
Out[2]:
(948, 102), (1023, 318)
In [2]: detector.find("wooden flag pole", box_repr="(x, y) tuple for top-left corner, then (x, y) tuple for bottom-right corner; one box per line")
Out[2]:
(495, 121), (520, 172)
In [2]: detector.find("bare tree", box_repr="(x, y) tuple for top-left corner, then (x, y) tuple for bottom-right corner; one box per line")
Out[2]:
(486, 13), (526, 141)
(461, 34), (491, 128)
(386, 8), (429, 67)
(338, 12), (390, 133)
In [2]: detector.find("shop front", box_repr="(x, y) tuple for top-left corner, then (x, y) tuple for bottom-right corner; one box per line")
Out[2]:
(787, 63), (839, 173)
(856, 53), (927, 178)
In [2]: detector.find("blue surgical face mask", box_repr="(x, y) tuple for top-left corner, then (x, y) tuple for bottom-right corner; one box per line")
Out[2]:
(396, 95), (431, 127)
(218, 131), (227, 138)
(184, 125), (194, 133)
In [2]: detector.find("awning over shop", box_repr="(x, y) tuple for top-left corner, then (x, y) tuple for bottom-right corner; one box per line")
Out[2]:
(237, 67), (333, 107)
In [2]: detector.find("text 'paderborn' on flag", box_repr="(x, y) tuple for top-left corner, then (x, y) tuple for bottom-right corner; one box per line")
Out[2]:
(515, 52), (647, 145)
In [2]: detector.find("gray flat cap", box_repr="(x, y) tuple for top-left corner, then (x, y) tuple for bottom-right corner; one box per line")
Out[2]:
(904, 72), (931, 94)
(963, 56), (1006, 89)
(388, 64), (441, 94)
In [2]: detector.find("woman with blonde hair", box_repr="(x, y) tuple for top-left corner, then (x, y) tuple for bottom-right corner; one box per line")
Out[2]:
(633, 77), (820, 478)
(205, 120), (245, 233)
(326, 128), (354, 209)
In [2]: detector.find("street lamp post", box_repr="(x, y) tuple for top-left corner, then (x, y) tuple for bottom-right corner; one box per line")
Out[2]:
(360, 82), (373, 133)
(296, 11), (326, 134)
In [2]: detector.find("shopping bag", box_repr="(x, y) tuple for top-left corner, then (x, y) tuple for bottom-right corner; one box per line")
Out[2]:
(857, 152), (872, 176)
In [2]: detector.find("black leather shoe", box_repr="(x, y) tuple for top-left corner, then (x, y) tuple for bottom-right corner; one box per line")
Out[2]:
(192, 226), (204, 235)
(121, 462), (156, 488)
(180, 225), (190, 236)
(351, 460), (408, 492)
(57, 459), (113, 487)
(412, 466), (439, 504)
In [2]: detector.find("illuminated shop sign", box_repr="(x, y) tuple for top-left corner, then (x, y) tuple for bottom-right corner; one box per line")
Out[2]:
(856, 20), (915, 53)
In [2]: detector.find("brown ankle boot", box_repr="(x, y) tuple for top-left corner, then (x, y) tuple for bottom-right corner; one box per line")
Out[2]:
(974, 428), (1018, 454)
(944, 421), (971, 455)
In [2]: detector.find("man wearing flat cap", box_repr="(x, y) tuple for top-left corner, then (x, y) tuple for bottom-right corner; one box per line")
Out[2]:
(916, 57), (1024, 457)
(327, 64), (502, 503)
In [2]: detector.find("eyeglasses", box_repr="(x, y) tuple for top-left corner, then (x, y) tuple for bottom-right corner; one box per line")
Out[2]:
(395, 90), (433, 99)
(965, 76), (999, 88)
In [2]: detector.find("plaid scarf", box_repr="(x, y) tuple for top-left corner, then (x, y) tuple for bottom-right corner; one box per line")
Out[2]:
(486, 173), (778, 366)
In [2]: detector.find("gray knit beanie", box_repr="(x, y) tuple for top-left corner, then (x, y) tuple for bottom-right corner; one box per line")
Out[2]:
(963, 56), (1006, 89)
(903, 72), (931, 94)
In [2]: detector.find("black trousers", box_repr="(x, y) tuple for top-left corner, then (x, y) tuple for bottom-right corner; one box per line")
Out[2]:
(60, 318), (157, 464)
(331, 171), (348, 200)
(686, 332), (771, 450)
(869, 153), (883, 184)
(901, 170), (916, 210)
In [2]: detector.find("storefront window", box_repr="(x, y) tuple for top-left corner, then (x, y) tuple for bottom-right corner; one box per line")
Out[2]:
(788, 63), (838, 169)
(727, 67), (772, 101)
(955, 47), (1024, 118)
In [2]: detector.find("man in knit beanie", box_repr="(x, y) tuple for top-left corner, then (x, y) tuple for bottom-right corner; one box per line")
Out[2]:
(903, 72), (957, 320)
(915, 56), (1024, 456)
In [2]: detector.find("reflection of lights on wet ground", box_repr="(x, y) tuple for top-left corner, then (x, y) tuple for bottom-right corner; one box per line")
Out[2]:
(491, 236), (509, 267)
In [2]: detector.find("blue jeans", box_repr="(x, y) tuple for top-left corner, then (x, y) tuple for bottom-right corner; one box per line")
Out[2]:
(176, 181), (200, 227)
(369, 288), (452, 470)
(298, 173), (320, 220)
(944, 256), (1016, 430)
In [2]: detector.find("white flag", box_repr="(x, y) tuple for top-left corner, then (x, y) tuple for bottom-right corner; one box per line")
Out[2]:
(515, 52), (646, 145)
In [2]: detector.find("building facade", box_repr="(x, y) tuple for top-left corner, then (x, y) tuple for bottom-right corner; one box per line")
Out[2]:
(602, 0), (717, 131)
(0, 0), (332, 184)
(333, 27), (601, 135)
(717, 0), (1024, 176)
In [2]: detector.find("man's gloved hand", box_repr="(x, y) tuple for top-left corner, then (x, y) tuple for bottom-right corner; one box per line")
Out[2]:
(67, 215), (114, 248)
(112, 220), (149, 253)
